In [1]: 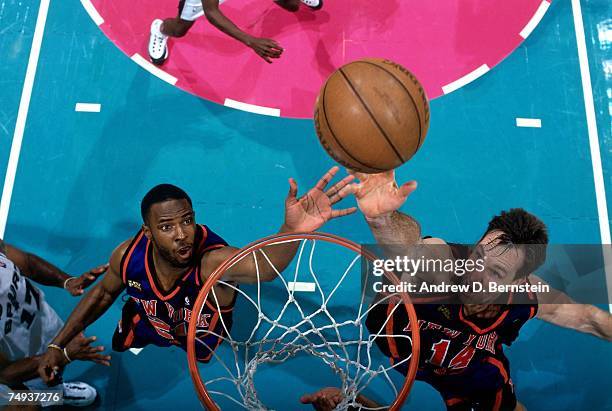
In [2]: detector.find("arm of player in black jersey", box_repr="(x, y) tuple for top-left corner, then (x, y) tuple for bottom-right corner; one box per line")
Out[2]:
(531, 274), (612, 341)
(347, 170), (421, 246)
(301, 387), (383, 410)
(201, 0), (283, 63)
(202, 226), (301, 284)
(36, 240), (129, 385)
(203, 167), (356, 284)
(0, 238), (107, 296)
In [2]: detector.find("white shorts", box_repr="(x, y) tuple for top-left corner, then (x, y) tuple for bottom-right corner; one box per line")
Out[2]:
(179, 0), (227, 22)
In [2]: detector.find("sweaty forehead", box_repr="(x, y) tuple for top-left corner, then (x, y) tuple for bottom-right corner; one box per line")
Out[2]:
(149, 199), (193, 223)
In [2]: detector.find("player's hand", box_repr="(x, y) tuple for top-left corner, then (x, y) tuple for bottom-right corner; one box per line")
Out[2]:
(66, 333), (111, 366)
(300, 387), (344, 411)
(38, 347), (67, 386)
(348, 169), (417, 219)
(65, 264), (108, 296)
(284, 166), (356, 233)
(247, 36), (283, 63)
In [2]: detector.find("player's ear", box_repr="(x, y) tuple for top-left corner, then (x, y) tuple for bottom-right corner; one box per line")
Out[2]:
(142, 224), (152, 240)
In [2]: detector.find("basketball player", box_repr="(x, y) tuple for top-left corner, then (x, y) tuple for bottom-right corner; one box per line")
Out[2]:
(37, 167), (355, 385)
(302, 170), (612, 411)
(148, 0), (323, 65)
(0, 239), (109, 408)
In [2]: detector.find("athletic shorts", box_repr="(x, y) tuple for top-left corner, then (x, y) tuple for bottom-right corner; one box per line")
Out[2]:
(178, 0), (227, 22)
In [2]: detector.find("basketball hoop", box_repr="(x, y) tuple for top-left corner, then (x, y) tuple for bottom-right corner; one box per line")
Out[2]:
(187, 232), (420, 410)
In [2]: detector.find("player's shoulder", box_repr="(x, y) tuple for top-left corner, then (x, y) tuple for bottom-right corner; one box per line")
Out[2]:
(109, 237), (138, 271)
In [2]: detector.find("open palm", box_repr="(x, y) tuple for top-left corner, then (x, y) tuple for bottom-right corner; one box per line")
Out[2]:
(350, 170), (417, 218)
(284, 167), (356, 233)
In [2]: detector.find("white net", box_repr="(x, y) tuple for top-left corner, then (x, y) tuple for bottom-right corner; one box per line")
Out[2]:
(189, 235), (417, 410)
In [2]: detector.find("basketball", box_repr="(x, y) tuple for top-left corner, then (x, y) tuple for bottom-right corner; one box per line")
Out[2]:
(314, 58), (430, 173)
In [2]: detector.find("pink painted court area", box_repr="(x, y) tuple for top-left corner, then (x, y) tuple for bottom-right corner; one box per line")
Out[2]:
(90, 0), (549, 118)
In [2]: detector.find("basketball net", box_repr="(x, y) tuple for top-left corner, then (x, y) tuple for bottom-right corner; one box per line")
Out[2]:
(187, 232), (420, 410)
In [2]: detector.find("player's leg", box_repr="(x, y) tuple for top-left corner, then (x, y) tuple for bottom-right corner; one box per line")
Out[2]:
(161, 18), (196, 38)
(148, 0), (202, 65)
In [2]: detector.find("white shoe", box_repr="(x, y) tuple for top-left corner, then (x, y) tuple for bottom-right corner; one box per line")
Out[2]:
(300, 0), (323, 10)
(62, 381), (97, 407)
(148, 19), (169, 65)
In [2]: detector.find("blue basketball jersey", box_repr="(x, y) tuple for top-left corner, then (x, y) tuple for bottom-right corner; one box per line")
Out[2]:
(112, 224), (234, 362)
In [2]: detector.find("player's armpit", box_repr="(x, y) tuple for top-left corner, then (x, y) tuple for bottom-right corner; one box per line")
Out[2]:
(531, 274), (612, 341)
(201, 246), (238, 282)
(202, 246), (272, 284)
(202, 239), (300, 285)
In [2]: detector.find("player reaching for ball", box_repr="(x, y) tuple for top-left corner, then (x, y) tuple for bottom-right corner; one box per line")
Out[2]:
(302, 170), (612, 411)
(148, 0), (323, 65)
(37, 167), (356, 385)
(0, 239), (108, 407)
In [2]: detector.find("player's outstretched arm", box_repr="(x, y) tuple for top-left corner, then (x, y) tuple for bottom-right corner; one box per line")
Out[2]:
(531, 274), (612, 341)
(37, 241), (129, 385)
(204, 167), (356, 284)
(301, 387), (383, 410)
(0, 334), (106, 386)
(0, 239), (107, 296)
(202, 0), (283, 63)
(348, 170), (421, 246)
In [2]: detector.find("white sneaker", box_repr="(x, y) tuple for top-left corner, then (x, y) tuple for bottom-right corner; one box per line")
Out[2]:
(300, 0), (323, 10)
(62, 381), (97, 407)
(148, 19), (169, 65)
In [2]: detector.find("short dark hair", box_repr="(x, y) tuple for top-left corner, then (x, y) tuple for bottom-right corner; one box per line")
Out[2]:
(484, 208), (548, 278)
(141, 184), (192, 223)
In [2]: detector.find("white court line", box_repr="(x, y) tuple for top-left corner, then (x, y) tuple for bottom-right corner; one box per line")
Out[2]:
(516, 118), (542, 128)
(441, 64), (490, 95)
(131, 53), (178, 85)
(520, 0), (551, 39)
(79, 0), (104, 26)
(287, 282), (316, 292)
(570, 0), (612, 312)
(75, 103), (101, 112)
(0, 0), (50, 238)
(224, 98), (281, 117)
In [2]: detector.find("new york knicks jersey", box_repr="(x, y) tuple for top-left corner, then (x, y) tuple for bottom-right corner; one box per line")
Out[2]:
(0, 251), (63, 362)
(366, 242), (538, 391)
(112, 224), (234, 362)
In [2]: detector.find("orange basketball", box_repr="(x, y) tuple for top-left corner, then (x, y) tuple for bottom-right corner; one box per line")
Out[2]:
(314, 58), (430, 173)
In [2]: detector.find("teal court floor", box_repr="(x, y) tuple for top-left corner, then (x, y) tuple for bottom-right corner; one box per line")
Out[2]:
(1, 0), (611, 409)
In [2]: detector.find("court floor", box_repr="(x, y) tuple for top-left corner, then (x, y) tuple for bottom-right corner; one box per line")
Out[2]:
(0, 0), (611, 409)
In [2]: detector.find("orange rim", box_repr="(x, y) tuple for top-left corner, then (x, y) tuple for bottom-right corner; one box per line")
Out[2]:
(187, 232), (420, 411)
